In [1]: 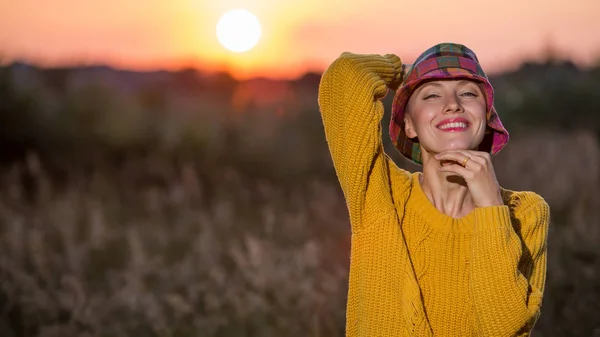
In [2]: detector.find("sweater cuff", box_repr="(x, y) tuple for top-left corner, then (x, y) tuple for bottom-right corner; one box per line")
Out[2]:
(339, 52), (403, 90)
(382, 54), (404, 90)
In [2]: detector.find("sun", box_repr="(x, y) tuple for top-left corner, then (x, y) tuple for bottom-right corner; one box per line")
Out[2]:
(216, 9), (262, 53)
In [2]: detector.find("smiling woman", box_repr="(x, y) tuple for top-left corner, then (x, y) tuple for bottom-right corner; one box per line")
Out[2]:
(216, 9), (262, 53)
(317, 43), (550, 336)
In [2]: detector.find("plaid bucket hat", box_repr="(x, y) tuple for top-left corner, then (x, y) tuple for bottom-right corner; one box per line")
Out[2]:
(389, 43), (509, 165)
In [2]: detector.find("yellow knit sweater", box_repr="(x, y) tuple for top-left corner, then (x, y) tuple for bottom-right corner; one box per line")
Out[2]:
(317, 53), (550, 337)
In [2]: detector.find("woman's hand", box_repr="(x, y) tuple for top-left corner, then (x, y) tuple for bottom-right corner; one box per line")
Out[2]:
(434, 150), (504, 208)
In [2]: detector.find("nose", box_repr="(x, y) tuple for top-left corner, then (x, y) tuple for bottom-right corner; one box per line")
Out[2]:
(443, 94), (464, 114)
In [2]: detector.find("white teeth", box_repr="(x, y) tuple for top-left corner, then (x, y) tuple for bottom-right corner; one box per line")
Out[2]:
(439, 122), (467, 130)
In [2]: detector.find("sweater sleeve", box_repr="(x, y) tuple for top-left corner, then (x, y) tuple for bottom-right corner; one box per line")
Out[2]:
(317, 52), (409, 232)
(469, 193), (550, 336)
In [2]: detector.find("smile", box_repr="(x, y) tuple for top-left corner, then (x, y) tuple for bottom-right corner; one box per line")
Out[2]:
(436, 118), (470, 132)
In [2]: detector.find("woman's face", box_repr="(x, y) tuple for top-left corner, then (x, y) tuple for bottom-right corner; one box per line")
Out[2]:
(404, 79), (487, 161)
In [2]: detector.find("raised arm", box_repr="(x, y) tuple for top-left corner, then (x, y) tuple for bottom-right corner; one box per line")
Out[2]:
(317, 53), (409, 232)
(469, 193), (550, 336)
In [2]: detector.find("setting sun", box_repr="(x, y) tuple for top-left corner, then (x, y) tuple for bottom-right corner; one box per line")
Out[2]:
(216, 9), (262, 53)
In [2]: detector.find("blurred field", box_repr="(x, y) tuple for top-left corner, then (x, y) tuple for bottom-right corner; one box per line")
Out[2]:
(1, 57), (600, 336)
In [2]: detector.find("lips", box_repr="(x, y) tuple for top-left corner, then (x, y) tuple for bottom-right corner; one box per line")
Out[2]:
(436, 118), (470, 131)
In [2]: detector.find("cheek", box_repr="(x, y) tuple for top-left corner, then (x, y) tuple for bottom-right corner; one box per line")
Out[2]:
(479, 100), (487, 117)
(413, 108), (438, 130)
(468, 100), (487, 123)
(407, 100), (435, 122)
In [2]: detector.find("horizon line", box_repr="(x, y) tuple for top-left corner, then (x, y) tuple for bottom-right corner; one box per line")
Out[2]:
(1, 52), (595, 82)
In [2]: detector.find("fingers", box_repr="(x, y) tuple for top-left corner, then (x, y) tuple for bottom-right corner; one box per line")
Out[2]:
(434, 150), (490, 167)
(434, 151), (486, 179)
(434, 151), (476, 167)
(435, 150), (502, 207)
(463, 150), (491, 164)
(438, 162), (473, 179)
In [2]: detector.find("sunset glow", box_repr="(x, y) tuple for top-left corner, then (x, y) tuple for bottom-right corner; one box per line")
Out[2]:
(1, 1), (599, 79)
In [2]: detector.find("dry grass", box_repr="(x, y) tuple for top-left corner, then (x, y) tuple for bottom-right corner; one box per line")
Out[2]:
(0, 154), (349, 337)
(1, 129), (599, 337)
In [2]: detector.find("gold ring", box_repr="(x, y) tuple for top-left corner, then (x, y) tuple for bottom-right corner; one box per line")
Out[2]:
(461, 156), (470, 167)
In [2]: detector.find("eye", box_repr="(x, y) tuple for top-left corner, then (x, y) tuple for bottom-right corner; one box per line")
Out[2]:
(460, 91), (477, 97)
(423, 93), (440, 99)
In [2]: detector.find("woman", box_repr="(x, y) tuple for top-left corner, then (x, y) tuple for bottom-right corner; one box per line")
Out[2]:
(317, 43), (550, 336)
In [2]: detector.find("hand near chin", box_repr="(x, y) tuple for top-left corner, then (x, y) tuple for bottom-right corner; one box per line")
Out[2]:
(434, 150), (504, 208)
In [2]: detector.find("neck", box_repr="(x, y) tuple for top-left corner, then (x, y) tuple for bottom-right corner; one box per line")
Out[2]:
(420, 160), (475, 218)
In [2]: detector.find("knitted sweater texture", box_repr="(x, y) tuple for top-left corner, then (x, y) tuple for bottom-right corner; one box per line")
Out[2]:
(317, 53), (550, 337)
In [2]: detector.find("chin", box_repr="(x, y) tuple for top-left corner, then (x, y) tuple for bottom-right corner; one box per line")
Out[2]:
(441, 135), (484, 152)
(440, 142), (476, 152)
(421, 135), (484, 155)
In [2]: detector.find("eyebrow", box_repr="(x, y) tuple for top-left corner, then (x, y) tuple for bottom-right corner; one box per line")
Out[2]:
(420, 80), (477, 89)
(456, 80), (475, 86)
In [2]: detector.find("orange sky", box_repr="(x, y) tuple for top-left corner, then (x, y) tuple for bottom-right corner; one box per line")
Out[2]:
(1, 0), (599, 79)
